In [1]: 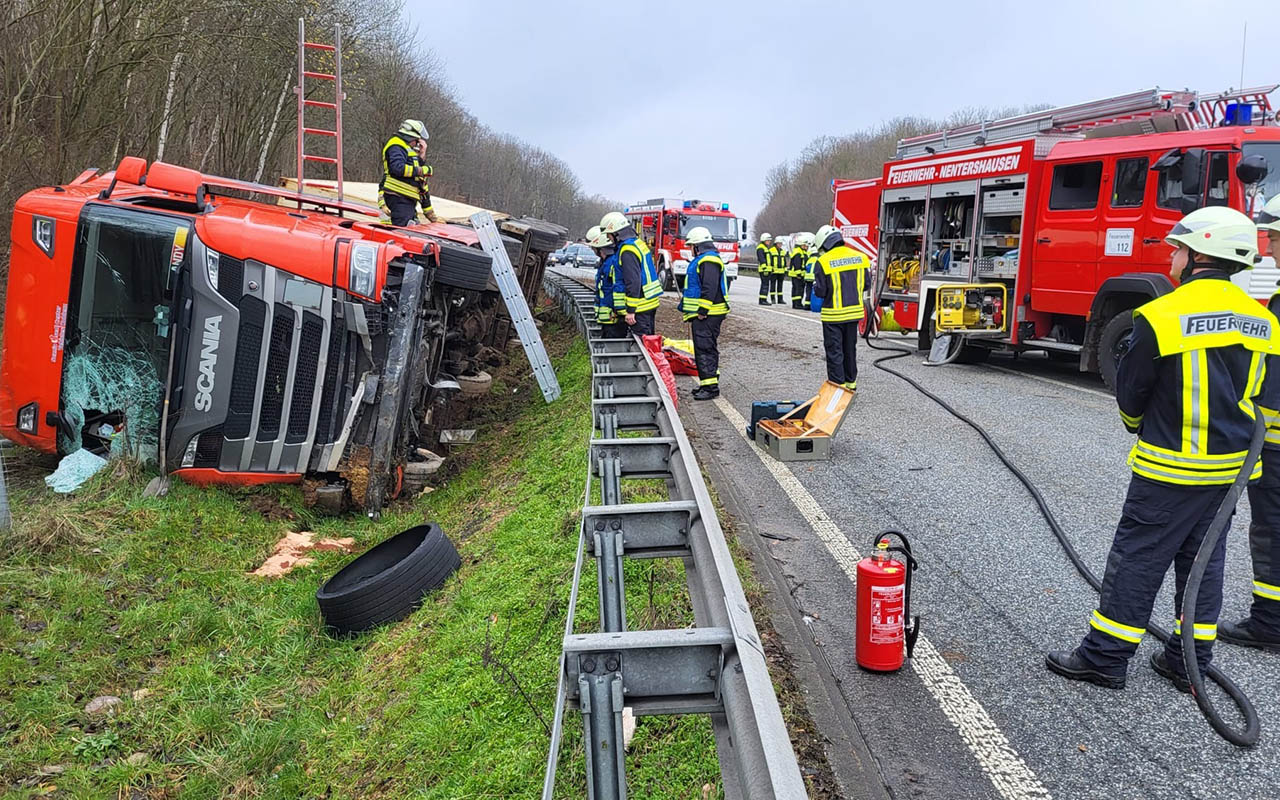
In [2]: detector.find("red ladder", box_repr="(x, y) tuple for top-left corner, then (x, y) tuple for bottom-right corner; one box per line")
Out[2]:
(294, 18), (345, 204)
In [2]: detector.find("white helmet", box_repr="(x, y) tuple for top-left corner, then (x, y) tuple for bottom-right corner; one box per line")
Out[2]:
(686, 226), (713, 246)
(1165, 206), (1259, 269)
(798, 232), (815, 248)
(586, 225), (602, 244)
(760, 232), (773, 242)
(398, 119), (429, 142)
(600, 211), (631, 235)
(587, 228), (612, 248)
(1259, 194), (1280, 234)
(813, 225), (841, 253)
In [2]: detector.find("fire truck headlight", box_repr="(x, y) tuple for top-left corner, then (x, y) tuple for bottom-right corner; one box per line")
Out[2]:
(205, 249), (220, 289)
(33, 217), (54, 257)
(349, 243), (378, 298)
(17, 402), (37, 434)
(180, 436), (200, 468)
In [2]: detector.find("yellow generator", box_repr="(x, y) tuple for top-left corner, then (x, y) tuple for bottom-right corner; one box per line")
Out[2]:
(934, 283), (1008, 334)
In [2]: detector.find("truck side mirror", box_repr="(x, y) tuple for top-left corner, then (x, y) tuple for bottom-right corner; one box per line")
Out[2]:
(1237, 154), (1269, 186)
(1180, 148), (1205, 198)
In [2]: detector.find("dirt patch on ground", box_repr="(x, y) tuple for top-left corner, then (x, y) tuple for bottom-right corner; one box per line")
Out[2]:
(245, 491), (298, 522)
(248, 531), (356, 577)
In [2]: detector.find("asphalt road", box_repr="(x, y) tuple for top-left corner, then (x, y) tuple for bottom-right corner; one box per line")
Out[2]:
(644, 273), (1278, 800)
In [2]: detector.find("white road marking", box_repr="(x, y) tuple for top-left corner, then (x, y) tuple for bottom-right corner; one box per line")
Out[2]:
(713, 397), (1052, 800)
(982, 364), (1113, 400)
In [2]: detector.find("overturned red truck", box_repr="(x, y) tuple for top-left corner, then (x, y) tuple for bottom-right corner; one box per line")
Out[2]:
(0, 157), (565, 514)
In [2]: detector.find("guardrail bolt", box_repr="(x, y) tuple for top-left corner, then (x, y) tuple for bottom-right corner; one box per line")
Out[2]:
(582, 657), (596, 674)
(595, 521), (606, 531)
(610, 520), (622, 531)
(707, 669), (718, 680)
(604, 656), (620, 672)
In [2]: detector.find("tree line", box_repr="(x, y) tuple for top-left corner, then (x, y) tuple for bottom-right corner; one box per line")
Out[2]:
(753, 107), (1045, 239)
(0, 0), (612, 269)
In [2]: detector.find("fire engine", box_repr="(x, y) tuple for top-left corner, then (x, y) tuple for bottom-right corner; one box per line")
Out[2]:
(623, 198), (747, 292)
(0, 157), (564, 515)
(832, 86), (1280, 387)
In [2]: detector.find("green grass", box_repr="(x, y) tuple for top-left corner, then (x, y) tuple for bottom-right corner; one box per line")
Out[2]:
(0, 320), (721, 799)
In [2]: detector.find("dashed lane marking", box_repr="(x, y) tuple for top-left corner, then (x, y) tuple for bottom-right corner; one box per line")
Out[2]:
(712, 396), (1052, 800)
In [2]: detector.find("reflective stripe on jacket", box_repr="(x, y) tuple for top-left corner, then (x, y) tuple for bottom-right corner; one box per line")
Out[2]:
(756, 243), (772, 275)
(788, 247), (806, 277)
(618, 236), (662, 313)
(680, 250), (730, 320)
(1120, 273), (1280, 485)
(595, 252), (622, 322)
(813, 245), (869, 323)
(1267, 292), (1280, 450)
(380, 135), (433, 213)
(805, 252), (818, 281)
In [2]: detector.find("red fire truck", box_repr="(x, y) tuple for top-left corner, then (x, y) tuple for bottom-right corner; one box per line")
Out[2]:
(623, 198), (747, 292)
(832, 86), (1280, 387)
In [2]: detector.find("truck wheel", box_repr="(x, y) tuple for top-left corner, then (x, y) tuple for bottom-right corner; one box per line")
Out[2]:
(660, 264), (675, 292)
(456, 370), (492, 398)
(315, 523), (461, 635)
(1098, 312), (1134, 391)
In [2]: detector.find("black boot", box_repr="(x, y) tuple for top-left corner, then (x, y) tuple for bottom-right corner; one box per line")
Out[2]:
(1044, 650), (1126, 690)
(1149, 651), (1191, 693)
(691, 385), (720, 401)
(1219, 618), (1280, 652)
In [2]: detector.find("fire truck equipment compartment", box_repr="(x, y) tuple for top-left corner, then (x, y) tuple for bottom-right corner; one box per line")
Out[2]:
(315, 522), (461, 635)
(753, 381), (854, 462)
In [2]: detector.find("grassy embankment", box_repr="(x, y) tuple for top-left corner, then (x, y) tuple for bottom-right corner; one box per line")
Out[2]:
(0, 312), (725, 799)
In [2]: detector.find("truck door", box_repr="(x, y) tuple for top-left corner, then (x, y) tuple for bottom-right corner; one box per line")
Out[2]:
(1097, 155), (1149, 284)
(1141, 149), (1231, 271)
(1031, 158), (1104, 316)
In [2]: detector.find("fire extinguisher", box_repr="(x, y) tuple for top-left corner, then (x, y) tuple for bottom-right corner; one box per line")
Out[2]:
(856, 530), (920, 672)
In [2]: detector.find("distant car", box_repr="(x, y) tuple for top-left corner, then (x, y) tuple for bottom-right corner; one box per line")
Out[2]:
(549, 243), (600, 269)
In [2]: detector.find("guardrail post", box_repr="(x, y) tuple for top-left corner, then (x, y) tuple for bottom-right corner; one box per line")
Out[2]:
(593, 526), (626, 633)
(580, 656), (627, 800)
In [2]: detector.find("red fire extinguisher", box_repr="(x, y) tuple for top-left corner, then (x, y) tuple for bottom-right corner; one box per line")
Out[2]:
(856, 531), (920, 672)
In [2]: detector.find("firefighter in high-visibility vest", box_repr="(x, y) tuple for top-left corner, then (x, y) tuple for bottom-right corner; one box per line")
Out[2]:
(802, 232), (818, 310)
(788, 235), (808, 309)
(770, 238), (787, 305)
(811, 225), (868, 390)
(1221, 194), (1280, 652)
(379, 119), (437, 226)
(680, 226), (730, 400)
(756, 233), (774, 305)
(589, 226), (628, 339)
(1047, 206), (1280, 691)
(601, 211), (662, 336)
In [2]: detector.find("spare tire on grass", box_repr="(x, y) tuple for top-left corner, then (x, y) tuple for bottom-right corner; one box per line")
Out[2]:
(316, 523), (460, 635)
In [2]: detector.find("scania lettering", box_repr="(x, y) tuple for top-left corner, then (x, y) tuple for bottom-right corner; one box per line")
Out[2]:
(194, 315), (222, 412)
(832, 85), (1280, 388)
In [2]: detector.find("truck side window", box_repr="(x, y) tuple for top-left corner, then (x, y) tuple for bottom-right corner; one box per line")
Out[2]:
(1206, 152), (1230, 207)
(1111, 157), (1149, 208)
(1049, 161), (1103, 210)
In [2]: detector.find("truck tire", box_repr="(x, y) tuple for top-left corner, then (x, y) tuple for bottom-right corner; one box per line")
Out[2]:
(456, 370), (492, 397)
(316, 523), (460, 635)
(660, 262), (675, 292)
(1098, 311), (1134, 391)
(434, 239), (493, 291)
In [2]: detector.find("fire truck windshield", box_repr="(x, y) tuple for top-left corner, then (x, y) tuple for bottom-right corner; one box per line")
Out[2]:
(1244, 143), (1280, 218)
(680, 214), (738, 242)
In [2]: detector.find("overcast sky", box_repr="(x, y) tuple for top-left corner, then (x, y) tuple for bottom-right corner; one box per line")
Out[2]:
(407, 0), (1279, 230)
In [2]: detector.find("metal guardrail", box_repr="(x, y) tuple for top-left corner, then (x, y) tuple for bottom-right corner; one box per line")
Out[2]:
(540, 270), (805, 799)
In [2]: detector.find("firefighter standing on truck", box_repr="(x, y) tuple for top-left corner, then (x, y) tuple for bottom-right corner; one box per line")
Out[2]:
(601, 211), (662, 336)
(589, 226), (628, 339)
(1221, 194), (1280, 652)
(789, 235), (808, 309)
(680, 226), (730, 400)
(1046, 206), (1280, 692)
(811, 225), (868, 390)
(756, 233), (774, 305)
(380, 119), (437, 226)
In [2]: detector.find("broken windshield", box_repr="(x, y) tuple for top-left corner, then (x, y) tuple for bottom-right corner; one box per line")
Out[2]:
(62, 204), (190, 458)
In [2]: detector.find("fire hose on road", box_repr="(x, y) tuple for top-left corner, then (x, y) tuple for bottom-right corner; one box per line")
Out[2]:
(861, 323), (1262, 747)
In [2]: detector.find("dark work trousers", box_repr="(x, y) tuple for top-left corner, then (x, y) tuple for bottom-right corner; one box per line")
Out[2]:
(791, 275), (805, 308)
(601, 321), (629, 339)
(758, 274), (771, 302)
(804, 280), (813, 305)
(821, 321), (859, 386)
(629, 309), (656, 337)
(1246, 449), (1280, 632)
(1076, 477), (1232, 677)
(690, 315), (723, 384)
(771, 274), (785, 304)
(385, 194), (418, 226)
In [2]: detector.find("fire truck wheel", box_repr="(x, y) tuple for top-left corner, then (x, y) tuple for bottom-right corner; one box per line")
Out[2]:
(456, 370), (493, 397)
(315, 523), (461, 635)
(1098, 312), (1133, 391)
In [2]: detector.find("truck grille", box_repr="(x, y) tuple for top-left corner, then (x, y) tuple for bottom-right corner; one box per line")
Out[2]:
(257, 303), (295, 442)
(218, 255), (244, 302)
(314, 327), (347, 446)
(194, 425), (223, 468)
(225, 296), (266, 440)
(286, 312), (323, 444)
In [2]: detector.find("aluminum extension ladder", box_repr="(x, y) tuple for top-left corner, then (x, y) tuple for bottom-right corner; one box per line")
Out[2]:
(470, 212), (562, 403)
(294, 18), (345, 203)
